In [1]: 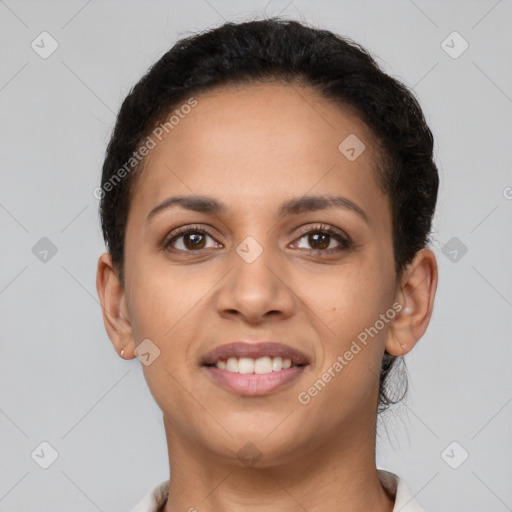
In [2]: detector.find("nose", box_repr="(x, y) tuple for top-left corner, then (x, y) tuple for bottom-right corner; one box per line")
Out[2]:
(214, 238), (296, 324)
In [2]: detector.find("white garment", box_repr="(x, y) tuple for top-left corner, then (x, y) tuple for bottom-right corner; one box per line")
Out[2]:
(129, 469), (426, 511)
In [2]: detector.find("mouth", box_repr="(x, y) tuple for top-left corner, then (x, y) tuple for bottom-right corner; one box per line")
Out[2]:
(201, 341), (310, 396)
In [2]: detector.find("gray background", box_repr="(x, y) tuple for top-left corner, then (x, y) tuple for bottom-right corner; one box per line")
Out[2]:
(1, 0), (511, 511)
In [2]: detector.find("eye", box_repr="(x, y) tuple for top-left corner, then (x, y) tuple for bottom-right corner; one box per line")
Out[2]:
(162, 223), (352, 254)
(163, 224), (221, 252)
(291, 224), (352, 253)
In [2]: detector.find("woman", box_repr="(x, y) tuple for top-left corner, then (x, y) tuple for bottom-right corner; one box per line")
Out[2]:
(96, 17), (438, 512)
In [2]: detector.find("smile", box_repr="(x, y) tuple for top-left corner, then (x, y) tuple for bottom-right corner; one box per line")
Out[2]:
(201, 341), (310, 396)
(207, 356), (297, 374)
(202, 358), (307, 397)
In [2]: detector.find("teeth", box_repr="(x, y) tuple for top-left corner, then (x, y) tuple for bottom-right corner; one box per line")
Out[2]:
(272, 357), (283, 372)
(226, 357), (239, 372)
(238, 357), (254, 374)
(215, 356), (294, 374)
(255, 356), (272, 374)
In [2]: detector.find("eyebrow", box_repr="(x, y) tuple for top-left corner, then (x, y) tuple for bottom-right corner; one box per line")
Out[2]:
(146, 194), (369, 224)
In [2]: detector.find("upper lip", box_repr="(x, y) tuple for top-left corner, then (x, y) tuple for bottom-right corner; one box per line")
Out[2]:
(201, 341), (310, 366)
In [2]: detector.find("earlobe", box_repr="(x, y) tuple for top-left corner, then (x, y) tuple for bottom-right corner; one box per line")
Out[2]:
(385, 248), (438, 357)
(96, 252), (136, 359)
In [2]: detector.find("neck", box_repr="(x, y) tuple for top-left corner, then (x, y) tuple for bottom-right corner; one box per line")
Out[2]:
(161, 414), (395, 512)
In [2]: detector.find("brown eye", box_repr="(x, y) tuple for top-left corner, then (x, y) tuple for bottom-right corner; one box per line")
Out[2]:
(293, 224), (352, 253)
(179, 232), (208, 250)
(163, 226), (220, 252)
(307, 232), (330, 250)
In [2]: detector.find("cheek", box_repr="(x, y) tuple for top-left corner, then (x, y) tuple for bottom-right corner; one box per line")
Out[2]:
(126, 266), (208, 424)
(313, 262), (392, 335)
(309, 263), (393, 387)
(126, 260), (209, 343)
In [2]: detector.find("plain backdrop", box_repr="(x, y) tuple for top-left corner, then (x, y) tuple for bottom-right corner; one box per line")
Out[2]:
(1, 1), (511, 511)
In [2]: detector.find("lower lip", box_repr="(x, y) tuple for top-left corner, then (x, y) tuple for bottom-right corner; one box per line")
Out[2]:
(203, 365), (307, 396)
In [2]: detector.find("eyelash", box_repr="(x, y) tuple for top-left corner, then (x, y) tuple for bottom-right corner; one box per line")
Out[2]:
(162, 223), (353, 255)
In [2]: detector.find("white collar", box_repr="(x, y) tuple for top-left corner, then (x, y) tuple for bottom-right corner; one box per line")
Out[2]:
(377, 469), (426, 511)
(130, 469), (426, 512)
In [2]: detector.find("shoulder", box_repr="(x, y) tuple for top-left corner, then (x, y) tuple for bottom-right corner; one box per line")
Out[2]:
(129, 479), (169, 512)
(377, 469), (428, 512)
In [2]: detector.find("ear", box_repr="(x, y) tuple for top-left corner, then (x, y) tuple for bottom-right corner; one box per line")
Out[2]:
(96, 252), (137, 359)
(385, 248), (438, 356)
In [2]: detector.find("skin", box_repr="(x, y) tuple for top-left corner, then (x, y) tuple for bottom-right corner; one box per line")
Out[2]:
(96, 82), (438, 512)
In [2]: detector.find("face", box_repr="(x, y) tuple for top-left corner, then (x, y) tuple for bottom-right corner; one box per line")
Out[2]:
(119, 82), (400, 465)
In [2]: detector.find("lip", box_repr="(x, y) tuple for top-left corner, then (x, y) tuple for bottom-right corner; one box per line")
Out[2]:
(203, 365), (307, 396)
(201, 341), (310, 366)
(201, 341), (310, 397)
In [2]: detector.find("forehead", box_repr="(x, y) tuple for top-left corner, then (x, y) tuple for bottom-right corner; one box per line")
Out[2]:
(128, 82), (388, 225)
